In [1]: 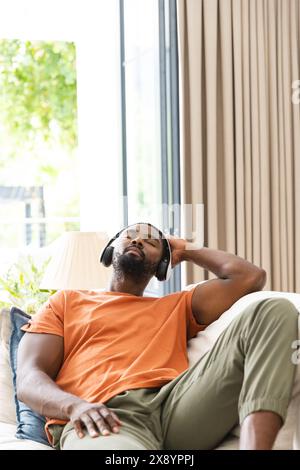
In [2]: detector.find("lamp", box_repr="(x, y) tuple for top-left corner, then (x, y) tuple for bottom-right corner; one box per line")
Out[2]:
(40, 231), (112, 290)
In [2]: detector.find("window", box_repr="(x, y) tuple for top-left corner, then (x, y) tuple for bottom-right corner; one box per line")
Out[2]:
(0, 0), (122, 275)
(0, 0), (181, 296)
(0, 38), (79, 273)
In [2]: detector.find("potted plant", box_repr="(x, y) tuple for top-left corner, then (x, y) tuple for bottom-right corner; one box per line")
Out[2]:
(0, 255), (53, 315)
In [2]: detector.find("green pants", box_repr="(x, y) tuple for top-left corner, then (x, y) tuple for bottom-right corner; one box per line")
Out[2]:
(49, 298), (298, 450)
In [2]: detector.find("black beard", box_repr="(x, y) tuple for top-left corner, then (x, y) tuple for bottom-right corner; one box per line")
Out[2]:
(112, 252), (158, 282)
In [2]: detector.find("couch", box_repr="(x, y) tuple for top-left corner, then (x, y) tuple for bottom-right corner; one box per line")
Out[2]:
(0, 288), (299, 450)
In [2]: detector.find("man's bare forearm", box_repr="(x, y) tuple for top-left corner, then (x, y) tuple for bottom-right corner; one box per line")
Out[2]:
(17, 369), (83, 419)
(181, 246), (266, 288)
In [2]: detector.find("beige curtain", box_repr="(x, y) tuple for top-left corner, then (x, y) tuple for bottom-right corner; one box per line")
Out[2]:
(178, 0), (300, 291)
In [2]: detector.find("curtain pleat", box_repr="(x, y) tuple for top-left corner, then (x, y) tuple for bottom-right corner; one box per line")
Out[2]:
(268, 0), (281, 288)
(219, 0), (236, 253)
(178, 0), (300, 291)
(232, 0), (245, 258)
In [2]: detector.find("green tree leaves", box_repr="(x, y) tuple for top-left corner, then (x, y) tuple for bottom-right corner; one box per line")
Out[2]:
(0, 39), (77, 156)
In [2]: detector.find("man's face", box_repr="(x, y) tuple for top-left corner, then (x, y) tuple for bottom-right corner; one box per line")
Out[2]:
(112, 223), (164, 281)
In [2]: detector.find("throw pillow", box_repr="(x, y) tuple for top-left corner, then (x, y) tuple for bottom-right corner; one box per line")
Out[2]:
(9, 306), (50, 447)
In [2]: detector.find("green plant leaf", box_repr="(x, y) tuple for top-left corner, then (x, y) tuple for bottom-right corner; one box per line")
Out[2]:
(0, 254), (52, 314)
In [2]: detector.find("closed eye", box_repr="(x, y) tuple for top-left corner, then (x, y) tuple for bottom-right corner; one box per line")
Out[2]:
(146, 239), (158, 247)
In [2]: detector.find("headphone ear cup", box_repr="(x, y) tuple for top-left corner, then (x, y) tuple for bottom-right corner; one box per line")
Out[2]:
(156, 237), (172, 281)
(155, 260), (167, 281)
(101, 246), (114, 267)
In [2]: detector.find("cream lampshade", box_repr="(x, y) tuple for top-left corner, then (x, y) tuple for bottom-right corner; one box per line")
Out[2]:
(40, 231), (112, 290)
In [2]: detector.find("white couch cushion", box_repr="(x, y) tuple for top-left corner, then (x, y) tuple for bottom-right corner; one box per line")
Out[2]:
(0, 423), (51, 450)
(0, 309), (17, 425)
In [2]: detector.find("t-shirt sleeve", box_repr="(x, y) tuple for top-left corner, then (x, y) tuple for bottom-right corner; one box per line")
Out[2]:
(20, 290), (65, 337)
(183, 286), (207, 340)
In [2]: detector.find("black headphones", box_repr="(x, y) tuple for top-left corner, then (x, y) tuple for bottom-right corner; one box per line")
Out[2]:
(99, 223), (172, 281)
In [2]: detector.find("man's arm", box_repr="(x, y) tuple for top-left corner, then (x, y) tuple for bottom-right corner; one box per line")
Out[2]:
(17, 332), (121, 438)
(169, 240), (266, 326)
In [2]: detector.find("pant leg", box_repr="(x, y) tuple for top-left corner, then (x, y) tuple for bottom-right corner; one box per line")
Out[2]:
(60, 422), (148, 450)
(60, 388), (163, 450)
(160, 298), (298, 450)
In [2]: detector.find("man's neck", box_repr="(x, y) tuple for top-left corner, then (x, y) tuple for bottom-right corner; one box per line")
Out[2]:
(108, 274), (148, 297)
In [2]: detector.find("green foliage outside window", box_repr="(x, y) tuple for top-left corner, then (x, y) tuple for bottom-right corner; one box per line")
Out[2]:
(0, 39), (77, 157)
(0, 39), (79, 248)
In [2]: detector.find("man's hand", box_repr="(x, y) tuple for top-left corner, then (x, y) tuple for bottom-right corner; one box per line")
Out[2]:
(167, 236), (186, 267)
(68, 400), (122, 439)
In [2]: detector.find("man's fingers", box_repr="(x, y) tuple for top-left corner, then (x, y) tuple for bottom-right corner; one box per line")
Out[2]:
(71, 403), (122, 438)
(99, 407), (120, 433)
(80, 413), (100, 438)
(89, 410), (111, 436)
(99, 407), (121, 433)
(73, 420), (85, 439)
(111, 411), (122, 426)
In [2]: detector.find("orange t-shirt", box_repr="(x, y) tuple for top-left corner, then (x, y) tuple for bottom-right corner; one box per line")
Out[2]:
(21, 288), (205, 442)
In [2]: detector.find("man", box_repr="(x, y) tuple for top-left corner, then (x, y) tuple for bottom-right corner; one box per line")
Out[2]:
(17, 222), (298, 450)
